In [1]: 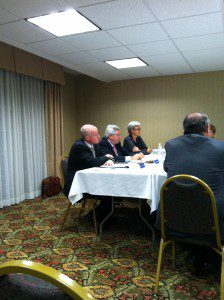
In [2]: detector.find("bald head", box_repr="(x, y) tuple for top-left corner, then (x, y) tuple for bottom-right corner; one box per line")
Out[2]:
(80, 124), (99, 144)
(183, 112), (210, 135)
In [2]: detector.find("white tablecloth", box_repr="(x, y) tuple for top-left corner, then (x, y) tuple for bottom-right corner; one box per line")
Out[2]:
(68, 158), (167, 213)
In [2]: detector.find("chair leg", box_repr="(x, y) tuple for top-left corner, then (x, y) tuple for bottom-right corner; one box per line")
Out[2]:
(90, 199), (98, 236)
(154, 239), (170, 294)
(220, 247), (224, 300)
(61, 202), (72, 230)
(171, 241), (176, 267)
(79, 198), (88, 219)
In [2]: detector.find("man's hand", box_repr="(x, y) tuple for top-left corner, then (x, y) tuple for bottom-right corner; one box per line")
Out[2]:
(147, 148), (152, 154)
(132, 146), (140, 152)
(103, 160), (114, 166)
(105, 154), (114, 159)
(131, 153), (144, 160)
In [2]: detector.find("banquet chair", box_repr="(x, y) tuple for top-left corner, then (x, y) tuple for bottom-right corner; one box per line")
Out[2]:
(154, 174), (224, 299)
(0, 260), (93, 299)
(58, 155), (98, 235)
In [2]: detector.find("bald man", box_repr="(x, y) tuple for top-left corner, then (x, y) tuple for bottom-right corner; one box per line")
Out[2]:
(64, 124), (113, 197)
(162, 112), (224, 275)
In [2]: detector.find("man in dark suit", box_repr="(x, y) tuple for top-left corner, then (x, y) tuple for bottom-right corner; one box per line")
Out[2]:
(64, 124), (113, 197)
(164, 112), (224, 274)
(99, 124), (143, 162)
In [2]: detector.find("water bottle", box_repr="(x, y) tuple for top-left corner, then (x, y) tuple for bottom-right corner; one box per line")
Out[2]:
(158, 143), (162, 155)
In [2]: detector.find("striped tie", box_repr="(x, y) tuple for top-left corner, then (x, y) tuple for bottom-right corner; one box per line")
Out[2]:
(90, 147), (96, 157)
(113, 145), (118, 156)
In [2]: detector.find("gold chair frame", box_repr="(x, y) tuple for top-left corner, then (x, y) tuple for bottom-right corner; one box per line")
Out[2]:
(58, 155), (98, 235)
(0, 260), (93, 299)
(154, 174), (224, 299)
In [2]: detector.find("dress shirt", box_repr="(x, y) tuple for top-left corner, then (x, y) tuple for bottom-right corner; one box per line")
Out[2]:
(85, 141), (96, 157)
(107, 140), (131, 162)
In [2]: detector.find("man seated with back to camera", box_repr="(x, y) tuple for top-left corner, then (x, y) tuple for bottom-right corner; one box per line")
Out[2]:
(99, 124), (144, 162)
(63, 124), (114, 221)
(161, 112), (224, 276)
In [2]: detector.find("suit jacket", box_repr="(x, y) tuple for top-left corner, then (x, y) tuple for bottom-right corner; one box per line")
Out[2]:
(123, 135), (148, 155)
(63, 138), (109, 197)
(164, 133), (224, 240)
(99, 137), (130, 162)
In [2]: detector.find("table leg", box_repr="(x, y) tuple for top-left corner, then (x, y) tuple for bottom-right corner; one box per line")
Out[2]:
(99, 197), (114, 236)
(138, 199), (155, 244)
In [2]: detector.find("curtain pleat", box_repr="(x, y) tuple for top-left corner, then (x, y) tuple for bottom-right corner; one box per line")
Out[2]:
(44, 81), (63, 177)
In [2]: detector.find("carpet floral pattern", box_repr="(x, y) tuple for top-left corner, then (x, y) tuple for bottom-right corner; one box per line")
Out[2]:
(0, 195), (220, 299)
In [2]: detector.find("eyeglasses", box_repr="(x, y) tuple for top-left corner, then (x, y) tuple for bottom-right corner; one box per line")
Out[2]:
(134, 128), (141, 131)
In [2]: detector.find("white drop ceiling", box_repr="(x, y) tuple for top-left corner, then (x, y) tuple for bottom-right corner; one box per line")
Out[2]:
(0, 0), (224, 82)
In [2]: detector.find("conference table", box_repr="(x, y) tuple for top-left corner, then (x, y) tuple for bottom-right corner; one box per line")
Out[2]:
(68, 154), (167, 241)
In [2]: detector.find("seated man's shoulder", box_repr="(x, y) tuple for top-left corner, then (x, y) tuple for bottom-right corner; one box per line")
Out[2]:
(99, 137), (108, 146)
(211, 138), (224, 149)
(124, 135), (130, 142)
(74, 139), (85, 147)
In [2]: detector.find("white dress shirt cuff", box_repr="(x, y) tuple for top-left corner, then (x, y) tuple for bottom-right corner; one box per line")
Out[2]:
(125, 156), (131, 162)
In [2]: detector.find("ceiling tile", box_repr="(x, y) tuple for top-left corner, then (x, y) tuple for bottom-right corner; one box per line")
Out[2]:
(77, 61), (130, 81)
(121, 66), (160, 78)
(174, 33), (224, 52)
(79, 0), (155, 29)
(98, 72), (130, 82)
(0, 0), (71, 18)
(108, 22), (168, 45)
(0, 8), (20, 25)
(183, 48), (224, 72)
(0, 20), (54, 44)
(162, 12), (223, 38)
(66, 0), (114, 8)
(57, 51), (98, 65)
(28, 38), (79, 56)
(86, 46), (135, 60)
(61, 31), (121, 50)
(147, 0), (221, 20)
(144, 52), (192, 75)
(127, 40), (178, 57)
(77, 61), (115, 73)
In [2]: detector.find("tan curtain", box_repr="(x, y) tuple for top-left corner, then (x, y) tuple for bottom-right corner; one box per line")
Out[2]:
(45, 81), (63, 177)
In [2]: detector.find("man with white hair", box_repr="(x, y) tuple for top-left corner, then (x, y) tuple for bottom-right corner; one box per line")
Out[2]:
(64, 124), (113, 197)
(123, 121), (152, 155)
(99, 124), (143, 162)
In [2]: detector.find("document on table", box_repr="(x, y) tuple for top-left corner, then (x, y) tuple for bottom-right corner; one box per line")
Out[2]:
(100, 163), (129, 168)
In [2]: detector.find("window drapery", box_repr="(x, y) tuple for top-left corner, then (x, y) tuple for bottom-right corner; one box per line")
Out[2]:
(0, 69), (47, 207)
(44, 81), (63, 177)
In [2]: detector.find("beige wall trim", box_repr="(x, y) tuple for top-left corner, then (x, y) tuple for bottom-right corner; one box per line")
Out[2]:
(42, 59), (65, 85)
(0, 41), (15, 72)
(14, 48), (43, 79)
(0, 41), (65, 84)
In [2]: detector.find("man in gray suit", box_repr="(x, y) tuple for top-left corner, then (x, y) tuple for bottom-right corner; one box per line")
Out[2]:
(164, 112), (224, 273)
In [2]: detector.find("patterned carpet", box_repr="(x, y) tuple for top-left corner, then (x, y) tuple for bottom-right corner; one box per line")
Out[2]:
(0, 194), (220, 299)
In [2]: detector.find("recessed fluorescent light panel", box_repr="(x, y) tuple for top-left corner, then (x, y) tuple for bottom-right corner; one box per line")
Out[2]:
(105, 58), (147, 69)
(27, 9), (99, 37)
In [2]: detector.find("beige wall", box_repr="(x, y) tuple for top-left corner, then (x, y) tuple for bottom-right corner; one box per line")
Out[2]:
(61, 73), (76, 154)
(73, 71), (224, 148)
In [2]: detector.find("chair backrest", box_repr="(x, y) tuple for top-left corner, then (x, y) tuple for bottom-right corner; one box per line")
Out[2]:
(160, 174), (222, 248)
(59, 155), (68, 188)
(0, 260), (93, 299)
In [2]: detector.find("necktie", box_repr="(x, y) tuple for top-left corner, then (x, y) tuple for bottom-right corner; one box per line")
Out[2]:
(90, 147), (96, 158)
(113, 145), (118, 156)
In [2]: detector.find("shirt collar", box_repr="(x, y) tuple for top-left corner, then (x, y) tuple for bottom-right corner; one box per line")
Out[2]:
(85, 141), (94, 148)
(107, 139), (115, 148)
